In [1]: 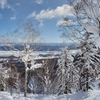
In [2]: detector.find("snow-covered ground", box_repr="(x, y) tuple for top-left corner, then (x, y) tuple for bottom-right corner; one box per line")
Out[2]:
(0, 90), (100, 100)
(0, 51), (60, 59)
(0, 92), (13, 100)
(0, 50), (77, 59)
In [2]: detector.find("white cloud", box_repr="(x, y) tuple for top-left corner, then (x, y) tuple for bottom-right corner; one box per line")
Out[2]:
(0, 0), (14, 11)
(10, 15), (16, 20)
(27, 11), (36, 18)
(0, 14), (2, 19)
(27, 4), (73, 27)
(27, 4), (73, 20)
(15, 3), (21, 6)
(35, 0), (43, 5)
(0, 0), (10, 9)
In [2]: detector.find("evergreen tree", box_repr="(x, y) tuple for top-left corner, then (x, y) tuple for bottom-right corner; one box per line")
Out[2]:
(74, 32), (100, 91)
(56, 47), (77, 94)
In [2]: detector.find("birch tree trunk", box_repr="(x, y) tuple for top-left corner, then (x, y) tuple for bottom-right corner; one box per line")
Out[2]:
(24, 63), (28, 97)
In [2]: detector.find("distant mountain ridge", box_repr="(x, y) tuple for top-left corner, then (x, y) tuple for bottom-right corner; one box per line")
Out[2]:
(0, 43), (78, 51)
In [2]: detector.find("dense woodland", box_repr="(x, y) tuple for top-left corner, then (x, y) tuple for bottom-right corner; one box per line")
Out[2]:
(0, 0), (100, 98)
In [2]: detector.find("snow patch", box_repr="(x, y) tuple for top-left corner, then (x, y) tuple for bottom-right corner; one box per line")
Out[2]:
(1, 90), (100, 100)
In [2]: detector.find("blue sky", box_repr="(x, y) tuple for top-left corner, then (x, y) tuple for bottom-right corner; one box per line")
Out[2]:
(0, 0), (72, 43)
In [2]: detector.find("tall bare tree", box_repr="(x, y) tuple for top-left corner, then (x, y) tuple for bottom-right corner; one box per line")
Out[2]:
(15, 21), (40, 97)
(1, 20), (41, 97)
(61, 0), (100, 46)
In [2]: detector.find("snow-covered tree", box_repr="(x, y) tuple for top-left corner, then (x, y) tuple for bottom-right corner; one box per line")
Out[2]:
(4, 60), (22, 95)
(0, 69), (7, 91)
(58, 0), (100, 92)
(56, 47), (77, 94)
(74, 32), (100, 91)
(33, 59), (52, 94)
(15, 21), (40, 97)
(27, 63), (42, 94)
(61, 0), (100, 48)
(1, 21), (41, 97)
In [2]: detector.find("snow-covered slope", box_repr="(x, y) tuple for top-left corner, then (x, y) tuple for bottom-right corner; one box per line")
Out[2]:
(0, 92), (13, 100)
(1, 90), (100, 100)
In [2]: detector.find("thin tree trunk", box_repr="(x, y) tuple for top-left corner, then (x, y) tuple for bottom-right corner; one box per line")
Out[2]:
(86, 69), (88, 91)
(79, 72), (82, 90)
(10, 86), (13, 96)
(24, 64), (27, 97)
